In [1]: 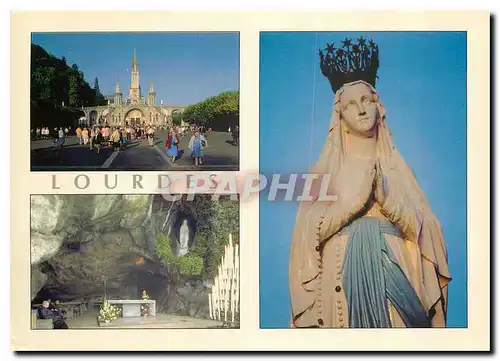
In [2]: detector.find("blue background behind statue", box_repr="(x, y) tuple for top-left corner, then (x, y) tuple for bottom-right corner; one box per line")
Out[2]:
(259, 31), (466, 328)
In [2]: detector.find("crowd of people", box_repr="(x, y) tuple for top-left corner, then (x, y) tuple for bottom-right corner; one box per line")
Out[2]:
(32, 122), (239, 166)
(71, 122), (210, 165)
(73, 124), (159, 154)
(32, 126), (71, 141)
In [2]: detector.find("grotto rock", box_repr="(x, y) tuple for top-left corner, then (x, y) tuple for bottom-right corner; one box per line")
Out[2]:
(31, 231), (65, 264)
(90, 195), (122, 221)
(30, 195), (64, 235)
(31, 265), (48, 298)
(119, 195), (151, 228)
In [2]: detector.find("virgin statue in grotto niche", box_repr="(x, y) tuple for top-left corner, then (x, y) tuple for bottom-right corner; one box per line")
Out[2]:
(289, 37), (451, 328)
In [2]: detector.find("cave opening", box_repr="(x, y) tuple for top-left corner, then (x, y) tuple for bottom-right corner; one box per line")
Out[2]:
(32, 262), (170, 306)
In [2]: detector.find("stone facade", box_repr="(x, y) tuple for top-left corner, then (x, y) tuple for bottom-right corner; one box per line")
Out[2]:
(80, 49), (185, 127)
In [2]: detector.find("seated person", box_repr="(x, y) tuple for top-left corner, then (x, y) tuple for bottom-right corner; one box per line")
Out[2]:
(37, 301), (54, 320)
(47, 298), (57, 311)
(53, 300), (67, 315)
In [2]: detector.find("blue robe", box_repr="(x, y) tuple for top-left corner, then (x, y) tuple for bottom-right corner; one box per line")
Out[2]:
(167, 136), (178, 157)
(339, 217), (431, 328)
(191, 137), (204, 158)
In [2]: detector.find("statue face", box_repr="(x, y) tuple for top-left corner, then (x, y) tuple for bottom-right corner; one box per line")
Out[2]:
(339, 82), (378, 137)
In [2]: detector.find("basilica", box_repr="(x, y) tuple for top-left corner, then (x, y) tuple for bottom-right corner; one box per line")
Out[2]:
(81, 49), (185, 127)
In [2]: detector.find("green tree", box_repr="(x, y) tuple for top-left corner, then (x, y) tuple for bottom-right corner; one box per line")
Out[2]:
(182, 91), (239, 131)
(94, 77), (100, 99)
(32, 67), (56, 101)
(171, 110), (183, 126)
(68, 74), (79, 107)
(94, 77), (106, 105)
(30, 43), (109, 127)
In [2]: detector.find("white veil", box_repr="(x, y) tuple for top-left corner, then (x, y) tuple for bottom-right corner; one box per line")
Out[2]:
(289, 80), (451, 327)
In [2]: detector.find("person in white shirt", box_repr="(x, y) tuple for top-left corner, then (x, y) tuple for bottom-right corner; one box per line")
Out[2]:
(147, 127), (155, 147)
(57, 128), (65, 147)
(189, 130), (208, 166)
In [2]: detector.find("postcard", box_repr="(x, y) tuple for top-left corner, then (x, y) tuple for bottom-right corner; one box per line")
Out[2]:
(10, 11), (490, 352)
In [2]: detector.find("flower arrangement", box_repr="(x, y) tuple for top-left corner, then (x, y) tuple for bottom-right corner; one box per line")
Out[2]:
(141, 290), (151, 316)
(98, 298), (121, 324)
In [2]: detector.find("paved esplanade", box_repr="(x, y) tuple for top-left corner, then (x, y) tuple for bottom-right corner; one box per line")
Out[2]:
(30, 130), (239, 171)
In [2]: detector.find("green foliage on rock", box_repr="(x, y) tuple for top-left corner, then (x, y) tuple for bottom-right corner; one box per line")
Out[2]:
(154, 195), (239, 280)
(156, 233), (176, 265)
(189, 195), (240, 279)
(182, 91), (239, 131)
(155, 233), (203, 276)
(178, 255), (204, 276)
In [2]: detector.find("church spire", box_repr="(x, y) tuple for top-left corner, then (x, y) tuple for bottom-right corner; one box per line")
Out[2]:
(147, 80), (156, 106)
(129, 48), (140, 104)
(114, 80), (122, 105)
(132, 48), (138, 68)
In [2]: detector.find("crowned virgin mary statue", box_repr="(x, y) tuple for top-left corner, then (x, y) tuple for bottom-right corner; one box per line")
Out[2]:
(289, 38), (452, 328)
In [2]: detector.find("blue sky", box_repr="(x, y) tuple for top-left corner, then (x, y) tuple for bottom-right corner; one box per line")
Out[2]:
(31, 32), (240, 106)
(259, 32), (467, 328)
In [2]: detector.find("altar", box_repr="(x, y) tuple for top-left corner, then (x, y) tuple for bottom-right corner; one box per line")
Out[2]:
(107, 299), (156, 317)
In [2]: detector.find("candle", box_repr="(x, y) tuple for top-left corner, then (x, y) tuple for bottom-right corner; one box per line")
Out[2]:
(235, 244), (240, 311)
(231, 298), (236, 322)
(216, 277), (221, 321)
(207, 233), (241, 324)
(209, 294), (213, 319)
(224, 298), (228, 322)
(216, 294), (220, 320)
(228, 246), (233, 265)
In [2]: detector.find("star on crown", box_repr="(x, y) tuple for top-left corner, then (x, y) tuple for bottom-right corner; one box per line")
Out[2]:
(319, 36), (380, 93)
